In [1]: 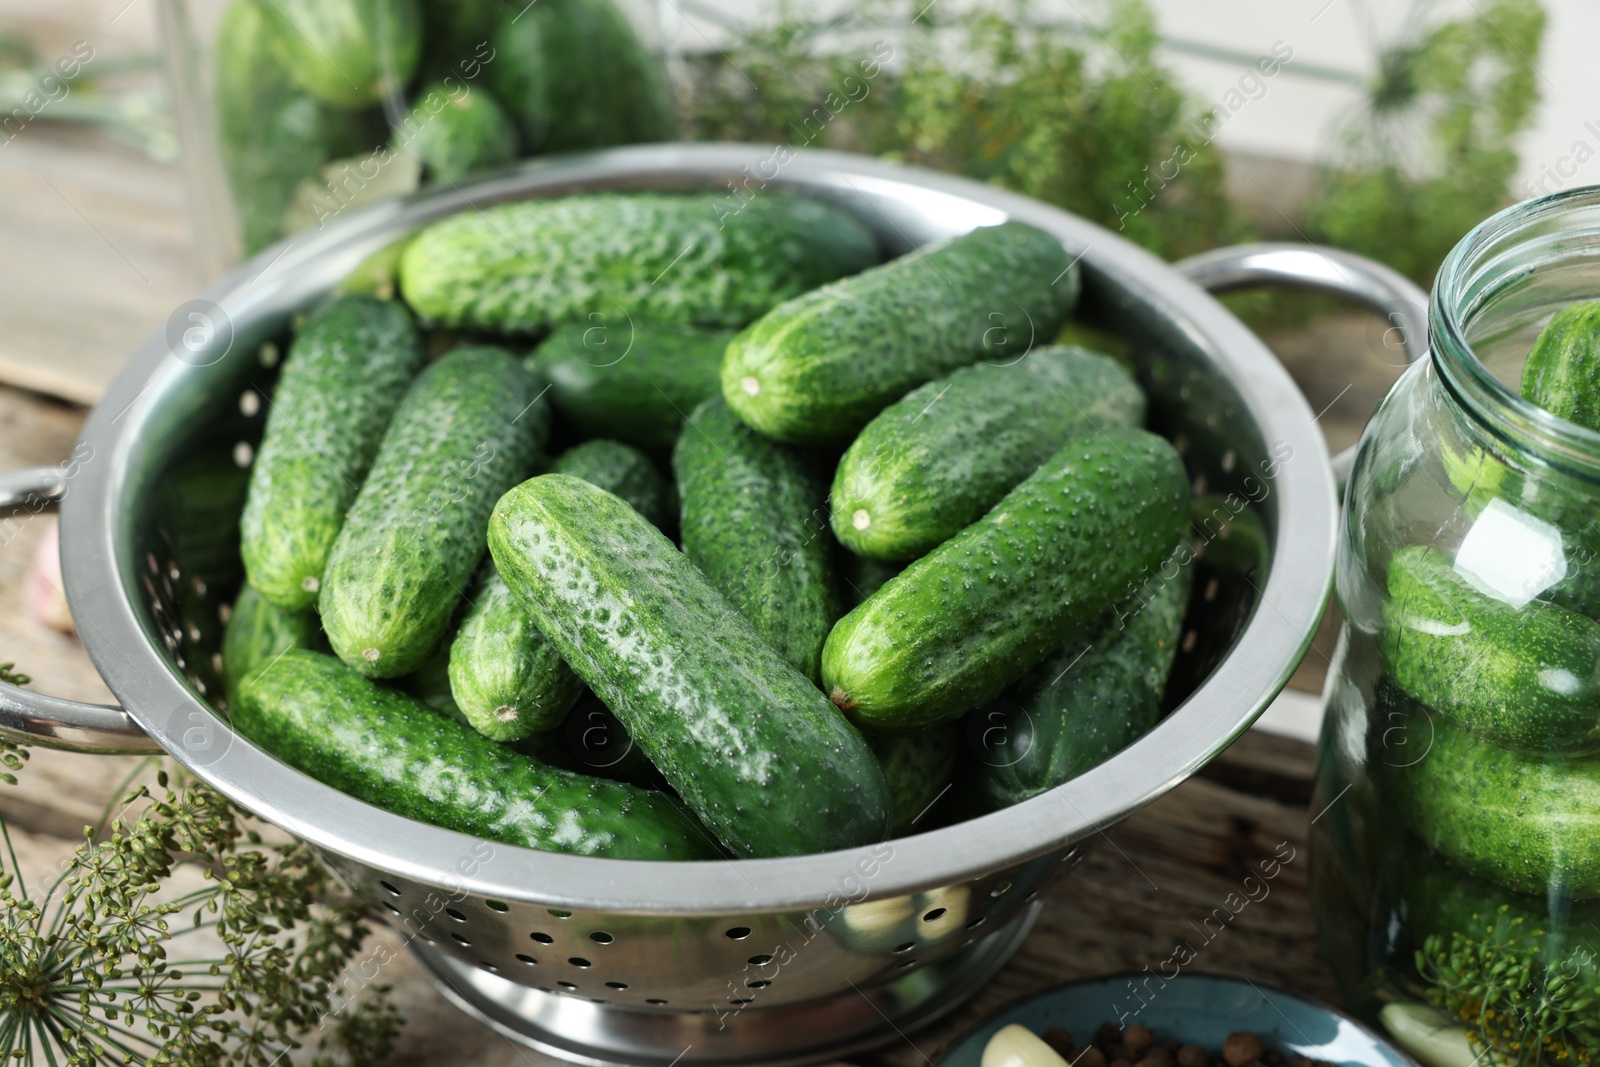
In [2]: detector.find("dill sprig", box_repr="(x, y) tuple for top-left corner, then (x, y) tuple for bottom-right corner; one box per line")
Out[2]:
(0, 661), (400, 1066)
(680, 0), (1240, 262)
(1416, 905), (1600, 1067)
(1307, 0), (1546, 283)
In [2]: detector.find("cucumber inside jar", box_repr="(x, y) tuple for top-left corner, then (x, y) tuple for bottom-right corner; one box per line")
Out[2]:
(1318, 294), (1600, 1066)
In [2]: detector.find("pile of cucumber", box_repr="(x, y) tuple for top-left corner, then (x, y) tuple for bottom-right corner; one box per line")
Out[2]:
(226, 190), (1206, 862)
(1382, 300), (1600, 904)
(216, 0), (674, 254)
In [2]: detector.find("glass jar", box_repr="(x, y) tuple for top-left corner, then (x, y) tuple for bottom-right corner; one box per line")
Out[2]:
(1312, 187), (1600, 1067)
(156, 0), (673, 278)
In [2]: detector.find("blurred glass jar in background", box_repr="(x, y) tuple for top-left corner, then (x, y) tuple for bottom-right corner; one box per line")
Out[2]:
(156, 0), (674, 275)
(1312, 188), (1600, 1067)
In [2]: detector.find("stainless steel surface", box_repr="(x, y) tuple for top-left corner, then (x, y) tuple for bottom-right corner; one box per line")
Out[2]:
(1174, 243), (1431, 487)
(0, 465), (157, 752)
(9, 143), (1343, 1064)
(413, 903), (1043, 1067)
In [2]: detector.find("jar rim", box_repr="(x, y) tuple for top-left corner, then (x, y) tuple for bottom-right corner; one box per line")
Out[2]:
(1432, 183), (1600, 479)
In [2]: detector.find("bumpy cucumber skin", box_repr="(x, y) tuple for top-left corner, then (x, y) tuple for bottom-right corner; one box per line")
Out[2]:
(1437, 438), (1600, 620)
(234, 651), (715, 860)
(823, 428), (1189, 731)
(240, 295), (425, 611)
(1521, 300), (1600, 431)
(1513, 302), (1600, 617)
(488, 474), (892, 858)
(221, 585), (322, 700)
(217, 2), (380, 255)
(674, 397), (841, 683)
(1391, 713), (1600, 898)
(867, 726), (959, 836)
(831, 346), (1145, 560)
(401, 194), (880, 334)
(321, 346), (547, 678)
(723, 221), (1081, 445)
(1381, 545), (1600, 753)
(967, 541), (1191, 811)
(549, 440), (673, 530)
(448, 566), (583, 742)
(530, 323), (729, 451)
(490, 0), (675, 152)
(448, 439), (669, 742)
(256, 0), (422, 107)
(398, 80), (518, 183)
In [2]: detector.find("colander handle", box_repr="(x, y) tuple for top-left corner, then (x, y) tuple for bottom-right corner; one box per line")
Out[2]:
(1175, 242), (1430, 487)
(0, 466), (162, 754)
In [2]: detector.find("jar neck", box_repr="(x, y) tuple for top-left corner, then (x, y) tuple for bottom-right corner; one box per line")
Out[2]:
(1431, 185), (1600, 482)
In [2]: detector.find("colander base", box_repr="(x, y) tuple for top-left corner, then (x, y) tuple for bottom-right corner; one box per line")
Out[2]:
(411, 901), (1042, 1067)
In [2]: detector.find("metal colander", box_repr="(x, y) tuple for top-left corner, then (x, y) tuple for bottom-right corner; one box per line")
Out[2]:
(0, 145), (1427, 1066)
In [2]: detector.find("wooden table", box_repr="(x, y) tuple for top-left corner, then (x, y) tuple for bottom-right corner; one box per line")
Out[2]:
(0, 76), (1404, 1064)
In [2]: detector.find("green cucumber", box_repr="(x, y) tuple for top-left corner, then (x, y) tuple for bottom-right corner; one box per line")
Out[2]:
(1438, 438), (1600, 622)
(320, 345), (547, 678)
(548, 440), (673, 530)
(488, 474), (891, 857)
(448, 439), (668, 742)
(1395, 841), (1600, 980)
(490, 0), (675, 152)
(529, 322), (729, 452)
(1521, 300), (1600, 431)
(337, 235), (414, 300)
(216, 0), (380, 254)
(448, 565), (582, 742)
(1391, 713), (1600, 898)
(234, 650), (715, 860)
(1513, 303), (1600, 617)
(399, 193), (879, 334)
(240, 295), (425, 610)
(396, 79), (518, 183)
(965, 542), (1191, 811)
(254, 0), (422, 107)
(1381, 545), (1600, 753)
(822, 428), (1189, 731)
(831, 345), (1145, 560)
(673, 396), (840, 682)
(868, 726), (959, 836)
(723, 221), (1080, 445)
(222, 585), (322, 700)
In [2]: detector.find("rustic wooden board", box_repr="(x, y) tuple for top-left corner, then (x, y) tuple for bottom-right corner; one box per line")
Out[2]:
(0, 125), (200, 403)
(0, 0), (203, 404)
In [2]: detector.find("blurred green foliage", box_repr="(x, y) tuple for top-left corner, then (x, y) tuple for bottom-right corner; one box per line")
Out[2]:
(1307, 0), (1546, 283)
(683, 0), (1547, 288)
(682, 0), (1241, 262)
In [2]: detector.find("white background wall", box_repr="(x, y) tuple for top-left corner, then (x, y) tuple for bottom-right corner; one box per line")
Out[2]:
(1138, 0), (1600, 199)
